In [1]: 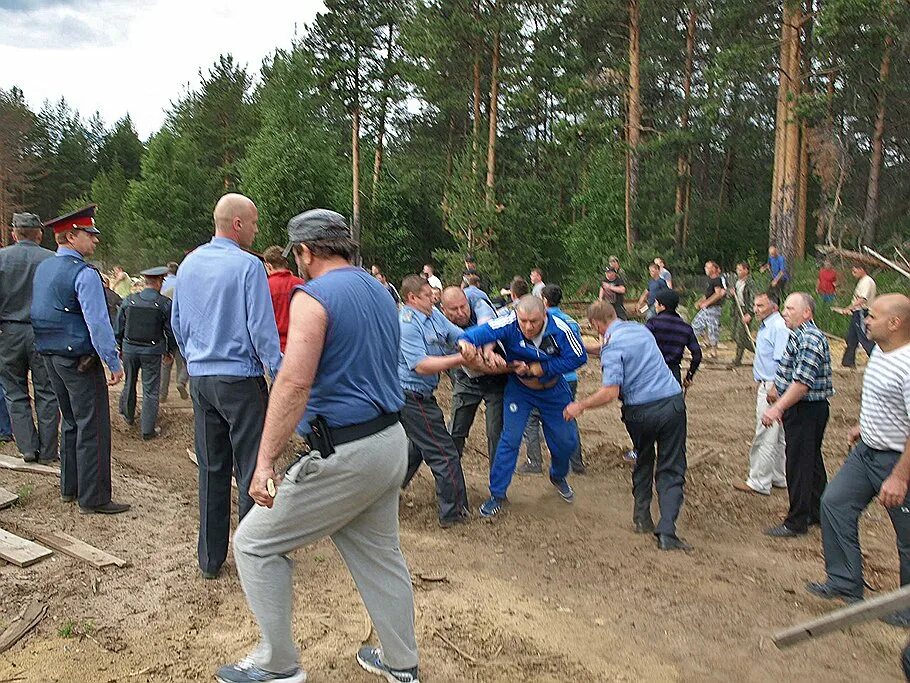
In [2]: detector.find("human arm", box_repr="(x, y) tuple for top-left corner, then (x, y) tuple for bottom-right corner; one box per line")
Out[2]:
(458, 313), (513, 348)
(703, 285), (726, 309)
(536, 325), (588, 379)
(879, 436), (910, 509)
(161, 299), (178, 355)
(685, 328), (702, 381)
(245, 263), (283, 380)
(170, 289), (186, 359)
(564, 385), (621, 420)
(249, 292), (327, 508)
(74, 268), (122, 379)
(761, 380), (808, 425)
(114, 299), (127, 349)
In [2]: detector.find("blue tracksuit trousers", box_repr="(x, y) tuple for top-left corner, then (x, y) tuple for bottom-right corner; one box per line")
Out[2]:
(490, 376), (578, 499)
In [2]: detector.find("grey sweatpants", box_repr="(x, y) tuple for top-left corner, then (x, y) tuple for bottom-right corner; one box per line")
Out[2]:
(233, 422), (418, 673)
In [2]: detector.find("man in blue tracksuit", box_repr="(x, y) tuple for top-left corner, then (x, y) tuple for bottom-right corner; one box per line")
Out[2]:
(458, 295), (587, 517)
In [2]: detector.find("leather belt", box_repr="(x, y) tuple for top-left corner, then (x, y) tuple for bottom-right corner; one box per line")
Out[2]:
(305, 411), (400, 451)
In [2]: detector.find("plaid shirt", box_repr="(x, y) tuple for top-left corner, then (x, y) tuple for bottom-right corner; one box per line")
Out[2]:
(774, 320), (834, 402)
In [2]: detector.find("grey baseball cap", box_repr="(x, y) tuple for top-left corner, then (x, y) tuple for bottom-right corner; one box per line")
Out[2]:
(12, 212), (42, 229)
(282, 209), (351, 257)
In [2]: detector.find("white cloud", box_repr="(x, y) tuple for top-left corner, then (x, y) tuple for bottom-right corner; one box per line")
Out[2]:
(0, 0), (324, 138)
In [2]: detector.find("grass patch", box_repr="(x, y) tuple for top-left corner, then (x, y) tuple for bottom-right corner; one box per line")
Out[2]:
(14, 483), (34, 507)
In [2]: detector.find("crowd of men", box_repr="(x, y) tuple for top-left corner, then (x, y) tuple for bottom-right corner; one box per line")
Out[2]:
(0, 198), (908, 682)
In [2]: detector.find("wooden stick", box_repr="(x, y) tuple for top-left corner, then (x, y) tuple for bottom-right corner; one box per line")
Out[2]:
(773, 583), (910, 648)
(0, 602), (47, 654)
(433, 630), (477, 663)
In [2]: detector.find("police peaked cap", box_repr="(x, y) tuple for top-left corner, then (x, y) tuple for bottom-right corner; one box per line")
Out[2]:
(44, 204), (100, 235)
(140, 266), (169, 277)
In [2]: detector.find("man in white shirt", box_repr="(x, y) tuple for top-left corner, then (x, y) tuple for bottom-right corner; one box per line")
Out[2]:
(806, 294), (910, 627)
(654, 257), (672, 289)
(837, 264), (877, 367)
(530, 268), (546, 298)
(421, 264), (443, 292)
(733, 292), (791, 495)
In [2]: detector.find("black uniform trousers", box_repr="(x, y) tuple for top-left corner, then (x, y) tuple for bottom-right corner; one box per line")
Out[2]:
(119, 352), (163, 436)
(782, 400), (829, 532)
(401, 390), (469, 524)
(44, 355), (112, 508)
(820, 441), (910, 604)
(0, 322), (59, 460)
(191, 375), (268, 574)
(448, 374), (505, 466)
(622, 393), (687, 537)
(842, 309), (874, 367)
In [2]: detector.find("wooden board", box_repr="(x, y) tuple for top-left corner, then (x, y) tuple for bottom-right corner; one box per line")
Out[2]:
(187, 449), (237, 489)
(33, 531), (128, 569)
(774, 584), (910, 648)
(0, 527), (52, 567)
(0, 601), (47, 653)
(0, 487), (18, 510)
(0, 454), (60, 476)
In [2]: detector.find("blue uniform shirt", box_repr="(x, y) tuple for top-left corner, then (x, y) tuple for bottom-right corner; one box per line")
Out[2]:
(459, 310), (587, 383)
(60, 247), (122, 373)
(599, 319), (681, 406)
(171, 237), (281, 379)
(769, 254), (788, 282)
(547, 306), (581, 383)
(398, 305), (464, 394)
(753, 311), (790, 382)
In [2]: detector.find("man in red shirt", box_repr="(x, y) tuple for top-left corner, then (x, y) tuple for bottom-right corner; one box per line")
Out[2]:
(817, 258), (837, 304)
(263, 246), (304, 353)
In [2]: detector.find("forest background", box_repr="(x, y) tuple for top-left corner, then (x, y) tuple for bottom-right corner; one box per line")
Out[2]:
(1, 0), (908, 334)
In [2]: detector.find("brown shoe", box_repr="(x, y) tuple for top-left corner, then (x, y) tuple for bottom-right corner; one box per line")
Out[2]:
(733, 481), (761, 495)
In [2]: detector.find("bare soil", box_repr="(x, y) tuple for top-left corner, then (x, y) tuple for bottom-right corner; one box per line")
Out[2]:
(1, 340), (905, 682)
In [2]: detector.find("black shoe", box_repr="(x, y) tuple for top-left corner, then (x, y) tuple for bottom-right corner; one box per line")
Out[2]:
(120, 413), (134, 426)
(634, 520), (655, 534)
(22, 452), (38, 463)
(881, 612), (910, 628)
(515, 461), (542, 475)
(805, 581), (862, 603)
(79, 501), (131, 515)
(439, 514), (469, 529)
(0, 434), (13, 444)
(178, 385), (189, 400)
(37, 455), (59, 465)
(201, 568), (221, 580)
(142, 427), (162, 441)
(765, 523), (805, 538)
(657, 534), (693, 551)
(571, 463), (587, 475)
(61, 494), (76, 503)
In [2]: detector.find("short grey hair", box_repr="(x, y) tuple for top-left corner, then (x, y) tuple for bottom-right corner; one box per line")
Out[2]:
(515, 294), (545, 315)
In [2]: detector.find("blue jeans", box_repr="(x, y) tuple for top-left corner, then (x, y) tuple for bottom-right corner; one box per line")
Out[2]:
(0, 383), (12, 438)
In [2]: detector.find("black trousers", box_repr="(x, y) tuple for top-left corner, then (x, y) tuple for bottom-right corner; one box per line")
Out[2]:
(119, 352), (163, 436)
(623, 393), (687, 537)
(667, 361), (682, 387)
(191, 375), (268, 574)
(842, 309), (874, 367)
(44, 355), (112, 508)
(401, 390), (469, 523)
(448, 374), (505, 465)
(782, 400), (829, 532)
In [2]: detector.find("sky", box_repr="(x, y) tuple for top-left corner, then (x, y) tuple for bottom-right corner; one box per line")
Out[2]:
(0, 0), (325, 139)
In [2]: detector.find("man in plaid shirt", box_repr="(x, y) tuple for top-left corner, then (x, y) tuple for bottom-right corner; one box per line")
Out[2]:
(761, 292), (834, 537)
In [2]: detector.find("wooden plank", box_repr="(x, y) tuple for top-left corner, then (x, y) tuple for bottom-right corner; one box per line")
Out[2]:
(33, 531), (128, 569)
(0, 527), (52, 567)
(0, 601), (47, 654)
(774, 584), (910, 649)
(0, 454), (60, 476)
(187, 449), (237, 489)
(0, 487), (18, 510)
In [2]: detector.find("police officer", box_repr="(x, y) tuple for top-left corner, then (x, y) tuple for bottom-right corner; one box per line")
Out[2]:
(115, 266), (177, 440)
(399, 275), (474, 527)
(458, 295), (587, 517)
(566, 299), (690, 550)
(31, 205), (129, 514)
(439, 286), (505, 466)
(0, 212), (60, 464)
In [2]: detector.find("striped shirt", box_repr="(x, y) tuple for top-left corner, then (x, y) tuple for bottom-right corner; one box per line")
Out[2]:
(774, 320), (834, 402)
(860, 343), (910, 452)
(645, 311), (702, 380)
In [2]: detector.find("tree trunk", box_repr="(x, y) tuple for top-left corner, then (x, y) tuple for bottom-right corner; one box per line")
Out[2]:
(815, 72), (836, 242)
(485, 27), (501, 209)
(442, 113), (455, 236)
(796, 120), (809, 258)
(371, 21), (396, 206)
(674, 5), (696, 248)
(626, 0), (641, 253)
(862, 35), (892, 246)
(472, 0), (482, 179)
(351, 104), (361, 248)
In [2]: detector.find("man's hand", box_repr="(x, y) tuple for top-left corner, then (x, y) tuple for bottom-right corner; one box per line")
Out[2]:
(249, 463), (281, 508)
(527, 362), (544, 378)
(510, 361), (531, 376)
(458, 340), (479, 363)
(683, 377), (693, 389)
(564, 401), (584, 421)
(847, 425), (861, 447)
(484, 352), (508, 371)
(108, 369), (124, 386)
(742, 314), (752, 325)
(697, 300), (707, 310)
(163, 353), (174, 364)
(766, 385), (779, 404)
(761, 405), (782, 427)
(879, 474), (908, 509)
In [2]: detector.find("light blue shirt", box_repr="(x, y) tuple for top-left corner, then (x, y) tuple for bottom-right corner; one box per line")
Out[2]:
(599, 319), (681, 406)
(162, 273), (177, 296)
(753, 311), (790, 382)
(171, 237), (281, 379)
(59, 247), (122, 373)
(398, 305), (463, 395)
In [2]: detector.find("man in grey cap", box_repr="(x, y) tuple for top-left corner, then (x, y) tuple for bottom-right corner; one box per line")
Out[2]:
(115, 266), (177, 440)
(216, 208), (420, 683)
(0, 212), (59, 464)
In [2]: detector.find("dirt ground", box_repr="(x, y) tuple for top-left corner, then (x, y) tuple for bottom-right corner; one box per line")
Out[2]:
(1, 339), (906, 682)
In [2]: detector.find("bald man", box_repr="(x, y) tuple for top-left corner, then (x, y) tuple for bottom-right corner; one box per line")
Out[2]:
(440, 286), (505, 466)
(172, 193), (282, 579)
(458, 295), (587, 517)
(761, 293), (834, 538)
(807, 294), (910, 626)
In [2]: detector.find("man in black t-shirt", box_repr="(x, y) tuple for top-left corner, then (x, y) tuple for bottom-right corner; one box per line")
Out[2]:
(690, 260), (727, 358)
(599, 268), (628, 320)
